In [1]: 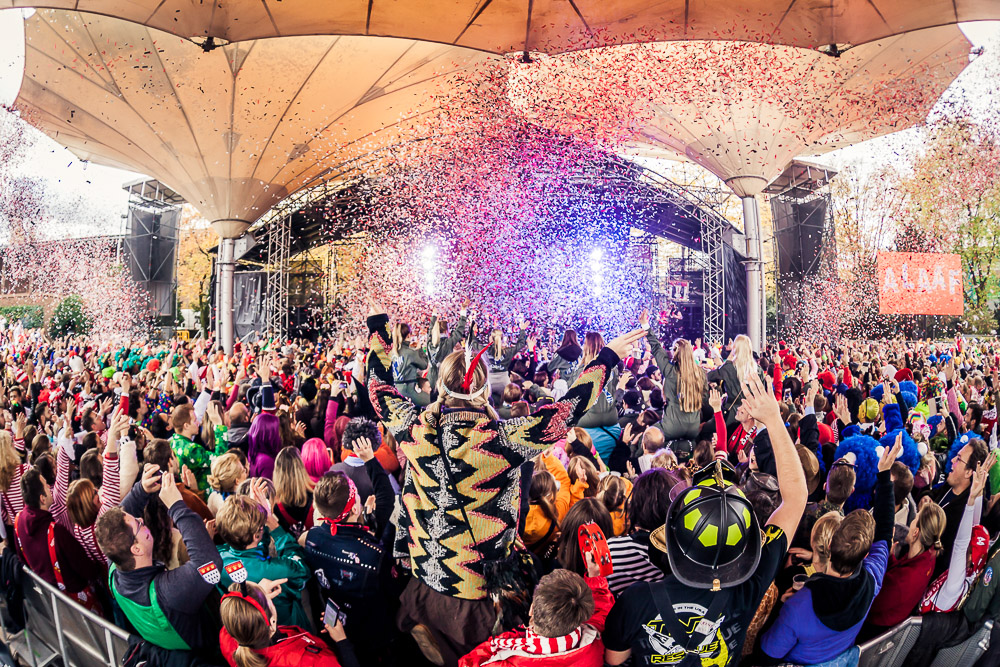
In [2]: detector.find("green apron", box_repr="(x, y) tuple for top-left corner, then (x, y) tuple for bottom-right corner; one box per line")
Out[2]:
(109, 564), (190, 651)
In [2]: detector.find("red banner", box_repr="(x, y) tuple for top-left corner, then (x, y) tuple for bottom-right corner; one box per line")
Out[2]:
(877, 252), (964, 315)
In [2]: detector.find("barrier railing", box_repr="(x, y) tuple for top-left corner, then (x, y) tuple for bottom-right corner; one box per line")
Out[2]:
(2, 568), (132, 667)
(858, 616), (993, 667)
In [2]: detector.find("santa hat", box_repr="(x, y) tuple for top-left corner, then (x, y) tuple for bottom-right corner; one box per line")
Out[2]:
(817, 423), (834, 445)
(15, 369), (27, 384)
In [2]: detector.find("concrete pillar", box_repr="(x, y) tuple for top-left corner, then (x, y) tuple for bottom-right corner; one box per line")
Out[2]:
(211, 220), (251, 354)
(742, 196), (765, 352)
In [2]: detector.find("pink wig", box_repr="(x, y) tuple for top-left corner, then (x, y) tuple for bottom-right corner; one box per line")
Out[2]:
(301, 437), (332, 482)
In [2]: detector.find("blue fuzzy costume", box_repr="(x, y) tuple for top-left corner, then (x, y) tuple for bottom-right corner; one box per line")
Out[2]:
(880, 403), (921, 476)
(834, 404), (921, 512)
(834, 435), (882, 512)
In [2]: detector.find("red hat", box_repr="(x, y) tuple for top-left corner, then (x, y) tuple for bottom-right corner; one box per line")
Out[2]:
(971, 525), (990, 573)
(894, 368), (914, 383)
(817, 370), (836, 391)
(817, 423), (834, 445)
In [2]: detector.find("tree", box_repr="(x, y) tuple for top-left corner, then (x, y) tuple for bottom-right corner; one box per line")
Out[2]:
(900, 121), (1000, 331)
(175, 205), (216, 334)
(49, 295), (92, 337)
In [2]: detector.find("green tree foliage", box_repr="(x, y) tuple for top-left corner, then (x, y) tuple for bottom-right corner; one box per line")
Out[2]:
(49, 295), (92, 337)
(899, 121), (1000, 330)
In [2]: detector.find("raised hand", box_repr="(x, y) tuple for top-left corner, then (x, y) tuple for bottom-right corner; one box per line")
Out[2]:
(606, 329), (646, 360)
(354, 436), (375, 462)
(742, 372), (781, 426)
(877, 431), (904, 473)
(709, 387), (723, 413)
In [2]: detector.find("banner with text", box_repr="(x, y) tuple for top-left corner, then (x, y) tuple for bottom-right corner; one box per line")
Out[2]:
(877, 252), (964, 315)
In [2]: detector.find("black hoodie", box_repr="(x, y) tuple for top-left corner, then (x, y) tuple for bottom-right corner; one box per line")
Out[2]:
(804, 469), (894, 631)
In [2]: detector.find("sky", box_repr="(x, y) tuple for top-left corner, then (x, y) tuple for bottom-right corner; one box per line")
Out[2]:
(0, 10), (997, 240)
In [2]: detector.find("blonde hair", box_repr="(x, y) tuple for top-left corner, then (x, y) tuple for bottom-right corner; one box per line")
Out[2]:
(490, 329), (503, 360)
(811, 512), (843, 570)
(208, 453), (245, 494)
(0, 431), (20, 493)
(673, 339), (707, 413)
(392, 322), (411, 358)
(220, 582), (271, 667)
(915, 502), (946, 553)
(273, 447), (310, 508)
(67, 478), (99, 528)
(427, 350), (498, 422)
(730, 335), (757, 386)
(216, 495), (267, 550)
(650, 448), (678, 470)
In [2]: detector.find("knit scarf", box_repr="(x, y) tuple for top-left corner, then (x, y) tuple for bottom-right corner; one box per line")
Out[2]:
(489, 626), (583, 655)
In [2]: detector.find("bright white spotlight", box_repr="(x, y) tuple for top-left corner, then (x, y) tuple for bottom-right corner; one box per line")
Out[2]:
(589, 248), (604, 262)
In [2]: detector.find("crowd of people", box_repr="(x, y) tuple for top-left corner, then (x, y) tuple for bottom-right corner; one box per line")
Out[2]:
(0, 309), (999, 667)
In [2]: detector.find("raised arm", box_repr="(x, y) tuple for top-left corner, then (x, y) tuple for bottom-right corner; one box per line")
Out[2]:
(365, 306), (418, 447)
(499, 330), (644, 460)
(742, 372), (807, 538)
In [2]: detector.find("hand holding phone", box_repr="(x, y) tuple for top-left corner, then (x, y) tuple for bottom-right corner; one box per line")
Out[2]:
(324, 598), (347, 628)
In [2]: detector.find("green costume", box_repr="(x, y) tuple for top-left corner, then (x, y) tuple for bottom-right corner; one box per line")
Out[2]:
(217, 526), (311, 628)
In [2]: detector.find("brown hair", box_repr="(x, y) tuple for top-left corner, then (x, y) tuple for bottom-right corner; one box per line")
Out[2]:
(890, 461), (914, 508)
(313, 471), (352, 519)
(530, 570), (594, 638)
(209, 453), (245, 494)
(392, 322), (411, 355)
(581, 332), (605, 367)
(80, 448), (103, 487)
(598, 474), (629, 517)
(220, 582), (271, 667)
(529, 470), (560, 530)
(67, 478), (100, 527)
(170, 404), (195, 434)
(502, 383), (523, 404)
(557, 498), (613, 575)
(829, 509), (875, 575)
(216, 495), (267, 550)
(826, 463), (857, 506)
(0, 431), (21, 493)
(510, 401), (529, 418)
(567, 456), (599, 499)
(273, 447), (310, 508)
(914, 502), (946, 553)
(94, 507), (136, 570)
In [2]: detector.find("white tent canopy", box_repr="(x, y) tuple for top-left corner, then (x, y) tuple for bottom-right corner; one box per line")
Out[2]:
(16, 10), (493, 223)
(1, 0), (998, 55)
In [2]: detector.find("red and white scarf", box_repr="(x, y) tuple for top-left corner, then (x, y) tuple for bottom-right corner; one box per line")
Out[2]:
(489, 626), (584, 655)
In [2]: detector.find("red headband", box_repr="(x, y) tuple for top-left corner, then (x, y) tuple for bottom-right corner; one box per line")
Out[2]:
(324, 478), (358, 536)
(222, 590), (270, 626)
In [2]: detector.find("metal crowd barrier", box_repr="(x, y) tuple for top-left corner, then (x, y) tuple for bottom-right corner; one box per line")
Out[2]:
(2, 568), (132, 667)
(857, 616), (994, 667)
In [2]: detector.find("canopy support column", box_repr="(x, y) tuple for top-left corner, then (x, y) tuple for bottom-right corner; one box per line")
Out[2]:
(212, 220), (251, 354)
(742, 196), (765, 351)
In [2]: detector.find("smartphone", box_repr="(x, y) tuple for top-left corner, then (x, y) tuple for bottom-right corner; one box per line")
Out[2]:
(324, 598), (347, 627)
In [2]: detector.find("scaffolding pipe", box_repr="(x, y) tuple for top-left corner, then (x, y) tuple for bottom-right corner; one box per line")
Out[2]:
(742, 196), (765, 351)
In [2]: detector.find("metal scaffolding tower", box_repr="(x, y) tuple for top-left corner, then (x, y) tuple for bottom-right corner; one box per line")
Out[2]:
(264, 211), (291, 338)
(697, 209), (729, 344)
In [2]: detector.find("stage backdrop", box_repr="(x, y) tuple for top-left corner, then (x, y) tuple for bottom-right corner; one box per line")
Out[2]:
(877, 252), (964, 315)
